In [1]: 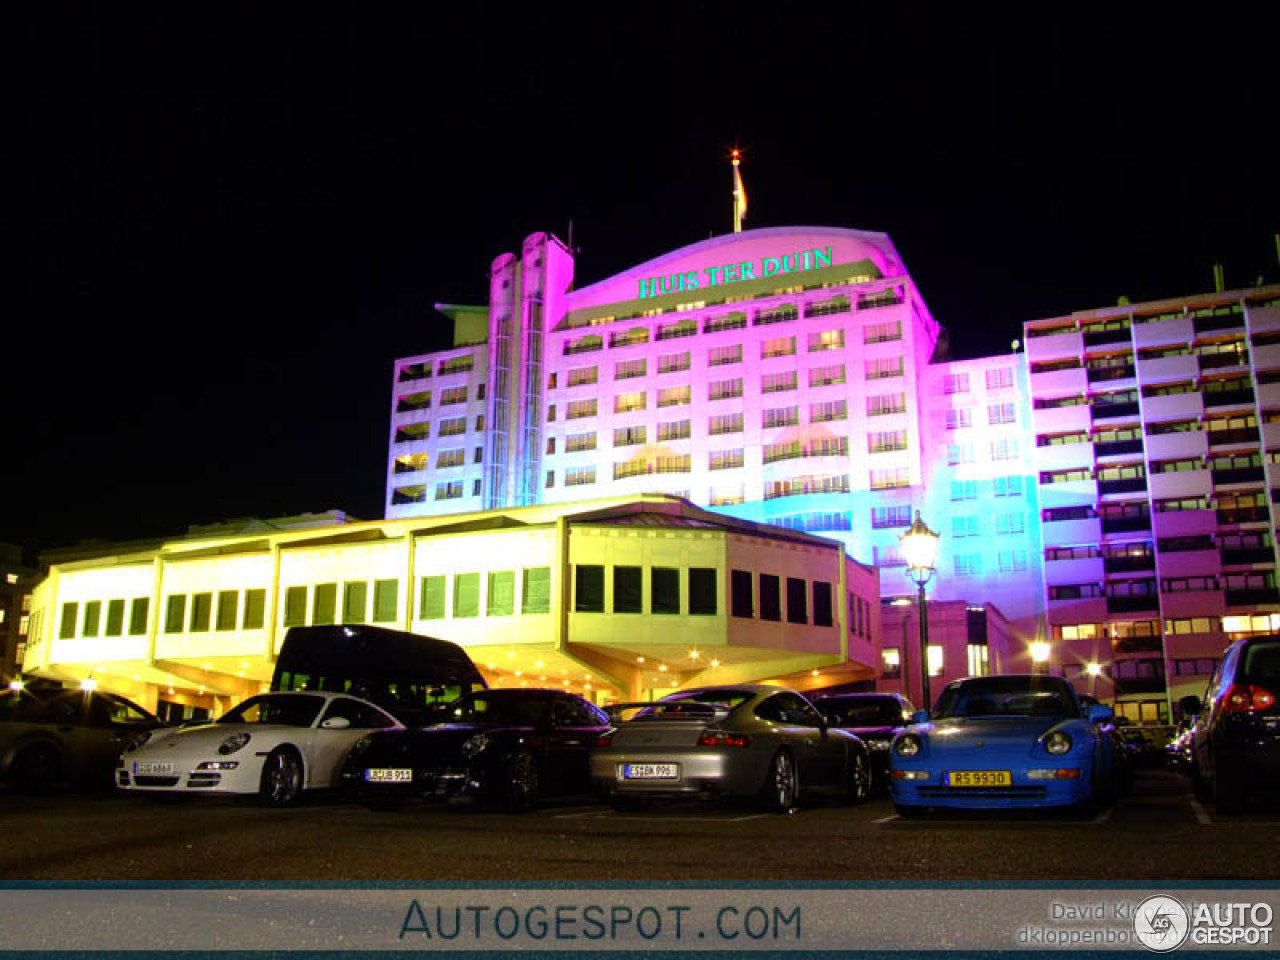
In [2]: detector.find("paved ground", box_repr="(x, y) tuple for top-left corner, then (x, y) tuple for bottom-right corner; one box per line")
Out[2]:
(1, 770), (1276, 882)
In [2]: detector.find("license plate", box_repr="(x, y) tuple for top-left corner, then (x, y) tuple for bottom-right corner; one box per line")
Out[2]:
(622, 763), (678, 780)
(365, 768), (413, 783)
(134, 761), (174, 775)
(948, 770), (1011, 787)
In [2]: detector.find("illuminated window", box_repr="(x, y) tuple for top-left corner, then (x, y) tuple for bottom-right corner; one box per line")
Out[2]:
(710, 449), (744, 471)
(614, 425), (646, 447)
(881, 648), (901, 678)
(615, 359), (646, 380)
(437, 448), (465, 468)
(927, 645), (944, 677)
(807, 329), (844, 352)
(614, 391), (647, 413)
(708, 344), (743, 367)
(760, 336), (796, 359)
(487, 572), (515, 616)
(810, 364), (847, 387)
(709, 378), (743, 401)
(709, 413), (744, 435)
(761, 371), (798, 394)
(867, 393), (905, 416)
(566, 398), (598, 419)
(866, 356), (904, 380)
(657, 352), (690, 374)
(568, 366), (599, 387)
(967, 644), (989, 676)
(810, 399), (848, 422)
(657, 385), (691, 407)
(566, 432), (596, 453)
(565, 466), (596, 486)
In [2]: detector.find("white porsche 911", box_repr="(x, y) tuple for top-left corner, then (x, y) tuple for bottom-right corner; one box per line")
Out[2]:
(117, 691), (403, 805)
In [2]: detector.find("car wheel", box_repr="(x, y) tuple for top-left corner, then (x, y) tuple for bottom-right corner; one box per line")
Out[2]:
(758, 750), (799, 814)
(258, 748), (304, 807)
(502, 751), (539, 813)
(845, 750), (872, 804)
(10, 743), (60, 793)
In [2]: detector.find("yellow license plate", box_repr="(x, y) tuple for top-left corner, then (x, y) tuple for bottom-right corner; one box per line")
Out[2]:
(948, 770), (1011, 787)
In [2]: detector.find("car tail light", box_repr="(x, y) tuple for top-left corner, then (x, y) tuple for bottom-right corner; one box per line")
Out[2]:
(697, 730), (751, 748)
(1223, 684), (1278, 713)
(595, 733), (614, 748)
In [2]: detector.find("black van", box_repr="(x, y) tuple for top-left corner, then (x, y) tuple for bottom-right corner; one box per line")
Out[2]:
(1181, 634), (1280, 812)
(271, 625), (487, 727)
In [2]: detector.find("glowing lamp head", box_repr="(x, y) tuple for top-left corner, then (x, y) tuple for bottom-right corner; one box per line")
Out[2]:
(1086, 662), (1103, 677)
(80, 677), (98, 692)
(899, 512), (940, 574)
(8, 680), (23, 691)
(1030, 642), (1052, 664)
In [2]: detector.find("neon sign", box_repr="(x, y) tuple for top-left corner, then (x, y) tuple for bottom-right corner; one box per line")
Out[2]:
(637, 246), (834, 299)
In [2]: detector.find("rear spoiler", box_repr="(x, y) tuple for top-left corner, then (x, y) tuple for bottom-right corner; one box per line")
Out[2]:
(605, 701), (733, 723)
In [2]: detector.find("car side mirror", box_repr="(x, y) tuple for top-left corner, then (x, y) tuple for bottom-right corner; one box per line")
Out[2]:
(1087, 704), (1113, 724)
(1178, 695), (1202, 717)
(320, 716), (351, 730)
(910, 709), (929, 724)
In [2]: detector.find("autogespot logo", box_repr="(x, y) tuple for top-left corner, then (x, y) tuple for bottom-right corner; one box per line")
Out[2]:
(1133, 895), (1190, 953)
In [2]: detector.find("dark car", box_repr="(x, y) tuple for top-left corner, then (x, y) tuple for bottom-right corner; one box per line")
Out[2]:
(1181, 634), (1280, 813)
(1077, 694), (1134, 794)
(0, 686), (161, 790)
(342, 688), (609, 811)
(816, 692), (913, 791)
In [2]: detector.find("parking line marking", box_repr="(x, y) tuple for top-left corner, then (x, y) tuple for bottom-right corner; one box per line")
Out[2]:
(1092, 807), (1114, 824)
(872, 814), (899, 824)
(1190, 799), (1212, 825)
(555, 811), (771, 822)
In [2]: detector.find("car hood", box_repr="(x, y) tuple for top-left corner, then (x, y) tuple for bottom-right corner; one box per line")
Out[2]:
(358, 724), (535, 762)
(136, 722), (298, 753)
(841, 724), (899, 739)
(909, 716), (1072, 750)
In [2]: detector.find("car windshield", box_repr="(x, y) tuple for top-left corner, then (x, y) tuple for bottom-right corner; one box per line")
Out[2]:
(932, 677), (1075, 720)
(218, 694), (325, 728)
(629, 689), (755, 720)
(445, 692), (549, 725)
(823, 697), (904, 726)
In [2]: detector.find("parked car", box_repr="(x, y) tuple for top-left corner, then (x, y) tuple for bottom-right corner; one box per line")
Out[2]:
(591, 684), (872, 813)
(890, 674), (1119, 814)
(1078, 693), (1134, 795)
(341, 688), (610, 812)
(1165, 723), (1194, 775)
(1181, 633), (1280, 813)
(816, 692), (914, 791)
(1, 685), (161, 791)
(118, 691), (402, 806)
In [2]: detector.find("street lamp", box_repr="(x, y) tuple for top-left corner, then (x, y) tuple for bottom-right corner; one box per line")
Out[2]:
(1030, 641), (1051, 673)
(900, 511), (940, 711)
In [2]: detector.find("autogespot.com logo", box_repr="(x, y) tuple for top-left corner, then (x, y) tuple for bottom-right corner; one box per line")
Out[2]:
(1133, 895), (1190, 953)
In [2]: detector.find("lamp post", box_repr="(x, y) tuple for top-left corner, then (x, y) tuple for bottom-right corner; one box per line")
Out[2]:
(900, 511), (940, 712)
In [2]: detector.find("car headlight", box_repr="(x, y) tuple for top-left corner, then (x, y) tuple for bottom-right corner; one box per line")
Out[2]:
(867, 737), (892, 751)
(218, 733), (251, 755)
(124, 731), (152, 754)
(461, 733), (489, 760)
(895, 734), (922, 757)
(1044, 731), (1073, 755)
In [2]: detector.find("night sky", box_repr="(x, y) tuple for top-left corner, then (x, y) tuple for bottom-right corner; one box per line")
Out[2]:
(7, 7), (1278, 555)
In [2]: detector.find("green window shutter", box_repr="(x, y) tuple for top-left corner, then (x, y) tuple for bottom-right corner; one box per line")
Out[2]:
(216, 591), (239, 631)
(343, 582), (368, 623)
(373, 579), (399, 622)
(60, 602), (79, 639)
(128, 598), (150, 635)
(419, 576), (446, 619)
(283, 586), (307, 627)
(521, 568), (550, 614)
(243, 589), (266, 629)
(689, 568), (717, 616)
(82, 601), (101, 637)
(105, 599), (126, 637)
(487, 571), (515, 616)
(190, 593), (213, 632)
(165, 595), (187, 633)
(651, 568), (680, 615)
(453, 573), (480, 618)
(313, 583), (337, 626)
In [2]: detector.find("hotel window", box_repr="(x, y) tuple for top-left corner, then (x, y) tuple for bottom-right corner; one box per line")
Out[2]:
(709, 378), (743, 401)
(1057, 623), (1101, 641)
(689, 568), (717, 616)
(342, 582), (367, 624)
(614, 425), (646, 446)
(566, 432), (596, 453)
(807, 329), (844, 352)
(998, 550), (1028, 573)
(215, 591), (238, 631)
(967, 644), (990, 677)
(952, 516), (980, 538)
(942, 372), (970, 395)
(614, 391), (647, 413)
(522, 568), (551, 614)
(731, 570), (754, 617)
(82, 600), (101, 637)
(615, 358), (646, 380)
(105, 598), (125, 637)
(762, 371), (798, 394)
(866, 356), (904, 380)
(655, 454), (691, 473)
(947, 444), (974, 465)
(438, 356), (474, 376)
(439, 386), (468, 406)
(710, 412), (744, 435)
(987, 402), (1016, 425)
(871, 504), (912, 529)
(545, 470), (555, 489)
(396, 390), (431, 412)
(438, 416), (467, 436)
(810, 399), (848, 423)
(709, 486), (745, 506)
(945, 408), (972, 430)
(812, 582), (834, 627)
(763, 406), (800, 429)
(766, 474), (851, 499)
(568, 366), (599, 387)
(161, 596), (185, 633)
(868, 393), (906, 416)
(710, 449), (744, 471)
(565, 466), (596, 486)
(864, 320), (902, 344)
(612, 567), (642, 614)
(985, 367), (1015, 390)
(760, 335), (796, 359)
(759, 574), (782, 621)
(704, 312), (748, 334)
(453, 573), (480, 618)
(437, 448), (465, 468)
(785, 578), (808, 624)
(657, 352), (690, 374)
(129, 597), (151, 635)
(657, 385), (691, 407)
(487, 571), (515, 616)
(990, 437), (1020, 461)
(870, 467), (910, 490)
(951, 480), (978, 500)
(435, 481), (463, 500)
(995, 512), (1026, 535)
(657, 420), (691, 442)
(652, 568), (680, 615)
(708, 344), (743, 367)
(567, 398), (598, 419)
(419, 576), (446, 619)
(869, 430), (907, 453)
(993, 476), (1024, 497)
(954, 554), (981, 577)
(809, 364), (846, 387)
(881, 648), (901, 678)
(311, 584), (336, 627)
(282, 587), (306, 628)
(189, 593), (213, 632)
(875, 545), (905, 568)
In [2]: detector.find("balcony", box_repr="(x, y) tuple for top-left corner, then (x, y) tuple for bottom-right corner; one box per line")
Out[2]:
(1112, 635), (1162, 654)
(1095, 438), (1144, 457)
(1207, 428), (1259, 447)
(1211, 466), (1264, 486)
(1221, 546), (1275, 565)
(1102, 513), (1151, 534)
(1137, 353), (1199, 385)
(1112, 675), (1168, 696)
(1083, 327), (1131, 347)
(1087, 365), (1135, 384)
(1104, 554), (1155, 573)
(1143, 391), (1205, 422)
(1198, 350), (1249, 371)
(1107, 594), (1159, 614)
(1217, 507), (1270, 525)
(1092, 400), (1140, 420)
(1193, 312), (1243, 335)
(1133, 314), (1194, 348)
(1203, 388), (1254, 408)
(1025, 329), (1083, 364)
(1098, 476), (1147, 495)
(1225, 587), (1280, 607)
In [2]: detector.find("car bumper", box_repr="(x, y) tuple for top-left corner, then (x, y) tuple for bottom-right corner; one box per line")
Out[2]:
(590, 748), (767, 800)
(347, 764), (488, 803)
(117, 758), (262, 795)
(890, 768), (1093, 809)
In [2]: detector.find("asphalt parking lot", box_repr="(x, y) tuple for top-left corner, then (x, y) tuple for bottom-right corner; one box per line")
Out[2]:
(1, 769), (1276, 881)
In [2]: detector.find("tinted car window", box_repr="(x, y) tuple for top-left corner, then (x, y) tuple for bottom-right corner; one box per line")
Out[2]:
(933, 677), (1076, 720)
(447, 693), (550, 725)
(1241, 640), (1280, 681)
(823, 697), (905, 725)
(552, 697), (605, 726)
(756, 693), (823, 726)
(321, 697), (397, 729)
(103, 696), (154, 725)
(220, 694), (325, 727)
